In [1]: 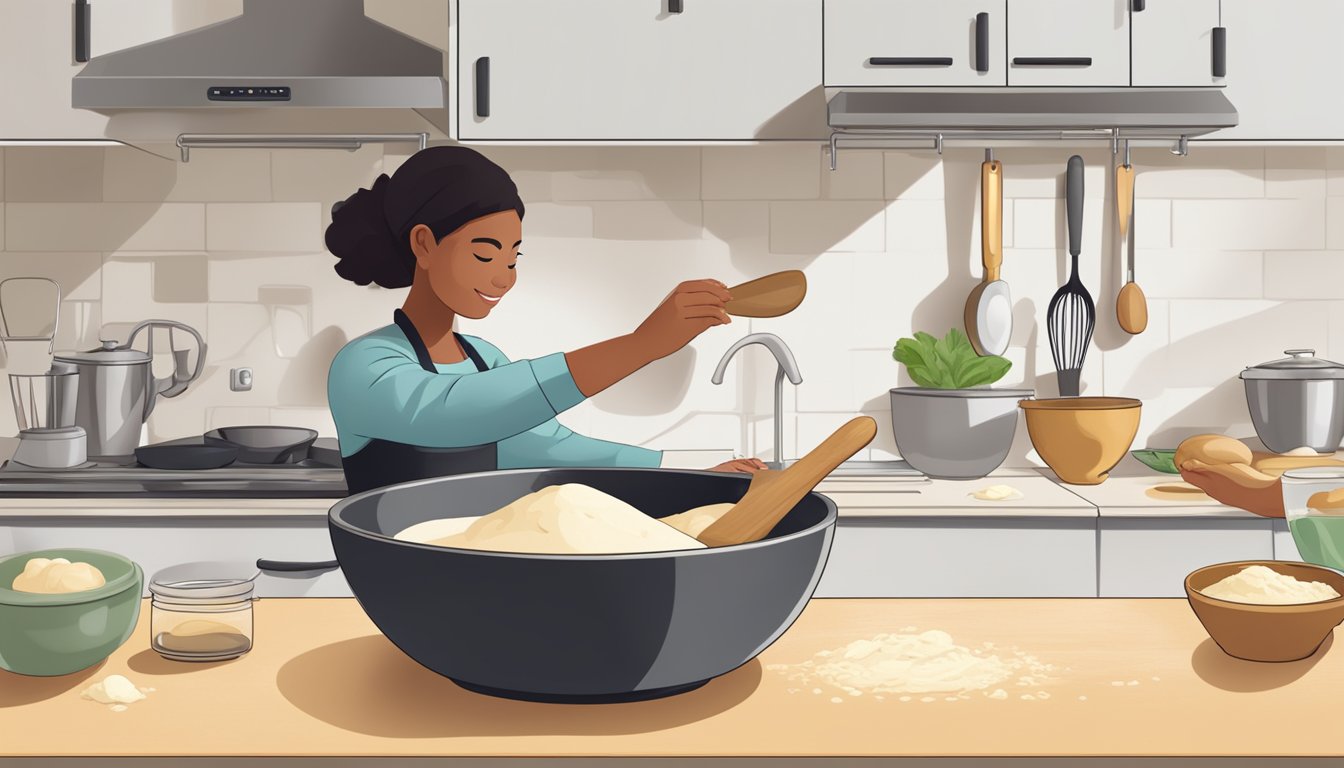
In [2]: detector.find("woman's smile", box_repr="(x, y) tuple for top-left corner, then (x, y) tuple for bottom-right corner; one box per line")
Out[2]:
(475, 289), (504, 305)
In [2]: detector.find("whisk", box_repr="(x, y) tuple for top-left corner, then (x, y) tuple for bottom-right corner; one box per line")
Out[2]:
(1047, 155), (1095, 397)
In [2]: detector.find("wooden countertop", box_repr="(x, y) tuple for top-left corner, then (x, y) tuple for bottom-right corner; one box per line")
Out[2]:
(3, 598), (1341, 758)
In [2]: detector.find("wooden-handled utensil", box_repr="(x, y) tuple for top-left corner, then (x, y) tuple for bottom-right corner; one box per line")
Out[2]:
(965, 149), (1011, 357)
(724, 270), (807, 318)
(696, 416), (877, 547)
(1115, 144), (1148, 334)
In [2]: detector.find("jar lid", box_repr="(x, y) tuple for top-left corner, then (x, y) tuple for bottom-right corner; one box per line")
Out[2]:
(1241, 349), (1344, 380)
(53, 340), (149, 366)
(149, 561), (256, 602)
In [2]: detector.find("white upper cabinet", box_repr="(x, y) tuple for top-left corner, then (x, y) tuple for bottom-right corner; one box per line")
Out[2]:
(457, 0), (824, 140)
(1213, 0), (1342, 139)
(1131, 0), (1224, 87)
(0, 1), (240, 139)
(825, 0), (1007, 87)
(1007, 0), (1130, 86)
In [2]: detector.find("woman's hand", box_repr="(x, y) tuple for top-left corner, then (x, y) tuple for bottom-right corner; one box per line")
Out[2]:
(708, 458), (769, 474)
(633, 279), (732, 360)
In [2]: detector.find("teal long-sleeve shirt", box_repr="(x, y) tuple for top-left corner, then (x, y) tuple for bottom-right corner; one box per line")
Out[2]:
(327, 324), (663, 470)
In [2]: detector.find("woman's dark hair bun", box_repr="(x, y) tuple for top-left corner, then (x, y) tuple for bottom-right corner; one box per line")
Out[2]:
(325, 146), (524, 290)
(326, 174), (411, 288)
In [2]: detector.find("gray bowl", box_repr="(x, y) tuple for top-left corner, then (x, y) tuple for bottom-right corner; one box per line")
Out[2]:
(890, 387), (1032, 479)
(328, 468), (835, 704)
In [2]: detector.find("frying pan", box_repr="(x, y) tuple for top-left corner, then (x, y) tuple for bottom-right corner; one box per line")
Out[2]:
(204, 426), (317, 464)
(135, 440), (238, 470)
(326, 467), (835, 703)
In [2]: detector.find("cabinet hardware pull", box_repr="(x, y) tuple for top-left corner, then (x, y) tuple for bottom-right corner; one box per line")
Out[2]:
(975, 12), (990, 73)
(74, 0), (90, 63)
(1012, 57), (1092, 66)
(1212, 26), (1227, 78)
(669, 0), (683, 12)
(869, 57), (954, 66)
(475, 56), (490, 118)
(1132, 0), (1146, 11)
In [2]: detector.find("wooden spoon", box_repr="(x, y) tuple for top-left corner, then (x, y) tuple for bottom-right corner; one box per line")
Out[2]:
(1115, 161), (1148, 334)
(724, 271), (807, 318)
(695, 416), (877, 547)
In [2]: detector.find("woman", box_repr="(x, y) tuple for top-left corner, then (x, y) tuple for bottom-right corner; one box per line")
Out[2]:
(325, 146), (766, 493)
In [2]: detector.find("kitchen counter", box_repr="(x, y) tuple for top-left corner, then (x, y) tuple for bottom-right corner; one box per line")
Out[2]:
(3, 597), (1340, 761)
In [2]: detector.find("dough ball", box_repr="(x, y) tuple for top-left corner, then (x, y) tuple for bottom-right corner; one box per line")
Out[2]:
(11, 557), (107, 594)
(1175, 435), (1252, 470)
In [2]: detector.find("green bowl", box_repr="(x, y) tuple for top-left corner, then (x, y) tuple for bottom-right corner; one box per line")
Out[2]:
(0, 549), (143, 677)
(1132, 449), (1179, 474)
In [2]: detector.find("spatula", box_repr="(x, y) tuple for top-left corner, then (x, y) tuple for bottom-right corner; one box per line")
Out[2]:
(694, 416), (877, 547)
(724, 271), (808, 318)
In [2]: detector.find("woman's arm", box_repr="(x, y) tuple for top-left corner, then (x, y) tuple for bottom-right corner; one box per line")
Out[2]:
(498, 420), (661, 469)
(566, 279), (731, 396)
(329, 340), (586, 449)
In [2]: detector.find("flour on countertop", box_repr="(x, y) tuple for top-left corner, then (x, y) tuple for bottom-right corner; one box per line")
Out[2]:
(82, 675), (147, 706)
(767, 629), (1056, 698)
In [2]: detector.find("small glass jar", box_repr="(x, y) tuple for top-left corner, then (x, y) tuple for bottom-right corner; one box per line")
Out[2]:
(148, 562), (255, 662)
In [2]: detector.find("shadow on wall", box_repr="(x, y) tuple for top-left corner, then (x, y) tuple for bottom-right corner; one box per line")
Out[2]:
(277, 326), (350, 407)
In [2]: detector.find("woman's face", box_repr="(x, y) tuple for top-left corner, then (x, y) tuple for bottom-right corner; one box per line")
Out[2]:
(409, 210), (522, 319)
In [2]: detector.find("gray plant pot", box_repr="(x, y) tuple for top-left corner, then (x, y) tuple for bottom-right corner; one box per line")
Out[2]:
(890, 387), (1034, 480)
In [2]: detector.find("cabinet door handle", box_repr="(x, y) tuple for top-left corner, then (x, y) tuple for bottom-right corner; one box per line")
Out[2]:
(975, 12), (990, 73)
(1012, 57), (1092, 66)
(1132, 0), (1146, 11)
(474, 56), (490, 118)
(74, 0), (91, 63)
(869, 57), (954, 66)
(1212, 26), (1227, 78)
(668, 0), (683, 12)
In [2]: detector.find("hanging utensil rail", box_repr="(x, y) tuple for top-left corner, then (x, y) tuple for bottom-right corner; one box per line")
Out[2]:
(828, 128), (1193, 170)
(176, 133), (429, 162)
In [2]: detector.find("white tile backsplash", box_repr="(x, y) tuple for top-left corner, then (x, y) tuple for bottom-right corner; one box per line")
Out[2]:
(206, 203), (322, 252)
(1, 143), (1340, 459)
(5, 203), (205, 251)
(771, 200), (885, 254)
(591, 200), (702, 240)
(1173, 199), (1325, 251)
(4, 148), (104, 202)
(701, 145), (819, 200)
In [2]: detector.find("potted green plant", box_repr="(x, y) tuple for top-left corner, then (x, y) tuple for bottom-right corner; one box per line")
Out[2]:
(890, 328), (1033, 480)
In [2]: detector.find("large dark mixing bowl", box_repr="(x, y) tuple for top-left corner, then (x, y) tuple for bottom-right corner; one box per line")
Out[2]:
(328, 468), (836, 704)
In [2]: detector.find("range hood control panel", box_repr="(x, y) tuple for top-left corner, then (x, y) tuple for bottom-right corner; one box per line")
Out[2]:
(207, 86), (291, 102)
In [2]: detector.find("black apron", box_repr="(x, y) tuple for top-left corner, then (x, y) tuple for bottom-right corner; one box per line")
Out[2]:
(341, 310), (499, 495)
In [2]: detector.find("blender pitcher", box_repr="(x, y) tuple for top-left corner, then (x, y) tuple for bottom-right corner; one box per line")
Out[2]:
(8, 369), (88, 468)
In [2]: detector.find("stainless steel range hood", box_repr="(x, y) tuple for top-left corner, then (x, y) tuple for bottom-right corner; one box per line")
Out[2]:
(72, 0), (446, 110)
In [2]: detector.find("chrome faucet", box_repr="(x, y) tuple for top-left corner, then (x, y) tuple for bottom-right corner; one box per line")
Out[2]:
(711, 333), (803, 469)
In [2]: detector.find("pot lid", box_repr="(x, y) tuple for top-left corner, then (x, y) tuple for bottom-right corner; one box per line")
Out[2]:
(53, 339), (149, 365)
(1241, 349), (1344, 380)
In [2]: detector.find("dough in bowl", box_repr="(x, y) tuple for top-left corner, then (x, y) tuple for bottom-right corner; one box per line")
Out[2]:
(396, 483), (708, 555)
(11, 557), (107, 594)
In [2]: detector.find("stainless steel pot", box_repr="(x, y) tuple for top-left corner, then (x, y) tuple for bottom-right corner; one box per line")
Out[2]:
(1241, 349), (1344, 454)
(53, 320), (206, 461)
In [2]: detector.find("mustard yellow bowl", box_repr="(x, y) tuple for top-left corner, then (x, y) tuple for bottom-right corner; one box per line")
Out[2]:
(1019, 397), (1142, 485)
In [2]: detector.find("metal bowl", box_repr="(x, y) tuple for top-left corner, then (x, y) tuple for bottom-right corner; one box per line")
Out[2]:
(328, 468), (835, 703)
(204, 426), (317, 464)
